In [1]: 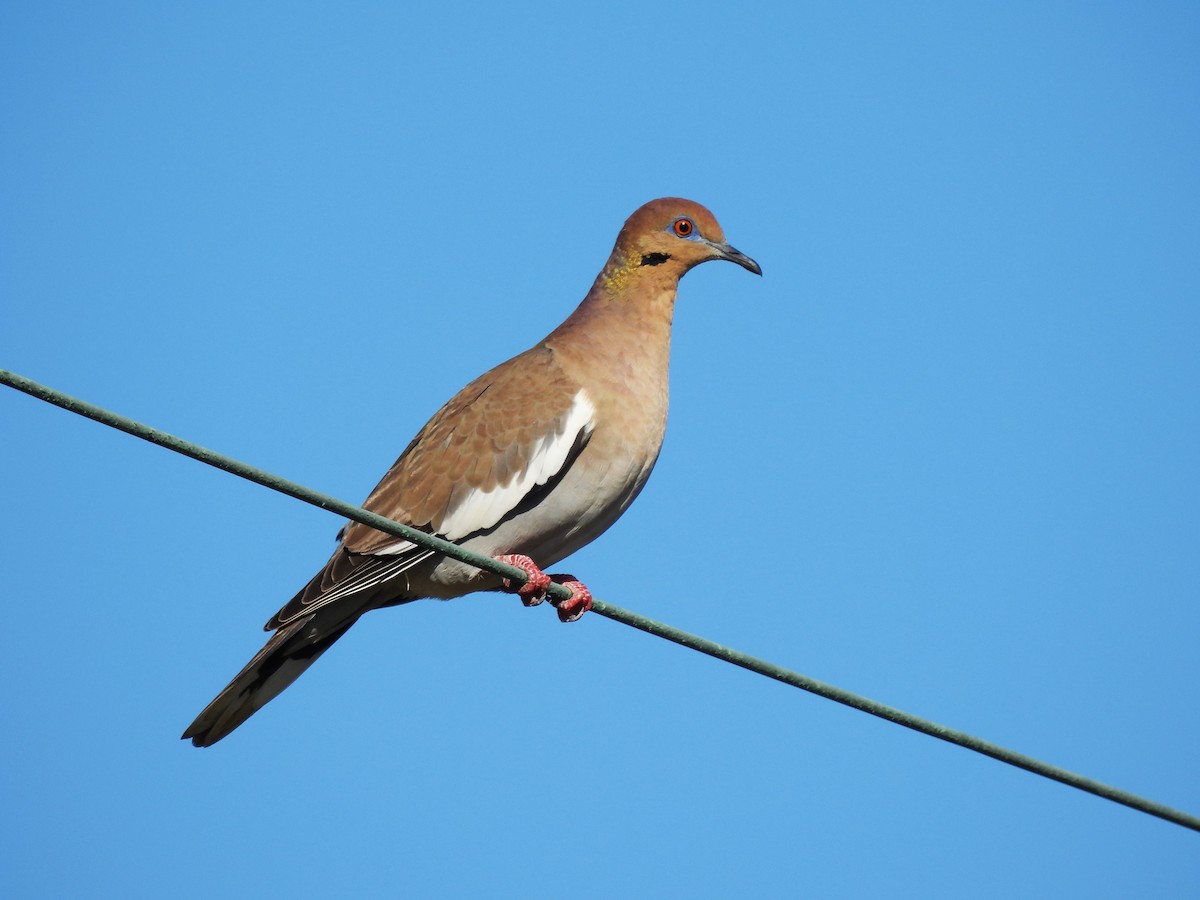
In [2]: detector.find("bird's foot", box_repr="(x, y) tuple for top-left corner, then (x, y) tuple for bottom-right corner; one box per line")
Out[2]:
(495, 554), (552, 606)
(494, 556), (592, 622)
(547, 574), (593, 623)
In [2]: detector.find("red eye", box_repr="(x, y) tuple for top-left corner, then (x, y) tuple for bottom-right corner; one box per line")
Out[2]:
(673, 217), (694, 237)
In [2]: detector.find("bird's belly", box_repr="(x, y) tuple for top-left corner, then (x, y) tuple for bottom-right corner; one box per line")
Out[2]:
(416, 448), (658, 597)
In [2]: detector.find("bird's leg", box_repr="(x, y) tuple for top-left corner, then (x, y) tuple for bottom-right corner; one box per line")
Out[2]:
(493, 556), (593, 622)
(546, 574), (593, 623)
(494, 554), (552, 606)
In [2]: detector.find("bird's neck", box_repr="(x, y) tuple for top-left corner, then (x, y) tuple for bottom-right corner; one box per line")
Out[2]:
(569, 261), (678, 336)
(593, 248), (690, 303)
(544, 257), (680, 384)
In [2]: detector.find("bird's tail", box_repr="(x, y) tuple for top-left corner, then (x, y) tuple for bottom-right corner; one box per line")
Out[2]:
(182, 613), (359, 748)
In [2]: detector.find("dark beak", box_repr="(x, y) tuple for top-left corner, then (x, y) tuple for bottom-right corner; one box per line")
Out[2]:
(715, 241), (762, 276)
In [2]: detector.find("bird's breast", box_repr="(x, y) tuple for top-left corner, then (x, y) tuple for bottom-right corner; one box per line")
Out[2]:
(418, 299), (674, 596)
(415, 374), (666, 599)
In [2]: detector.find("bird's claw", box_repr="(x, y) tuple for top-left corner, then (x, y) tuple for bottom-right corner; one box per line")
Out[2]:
(495, 554), (552, 606)
(548, 575), (593, 623)
(494, 556), (592, 621)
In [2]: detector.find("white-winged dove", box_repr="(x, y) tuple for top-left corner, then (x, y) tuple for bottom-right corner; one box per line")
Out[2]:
(184, 198), (761, 746)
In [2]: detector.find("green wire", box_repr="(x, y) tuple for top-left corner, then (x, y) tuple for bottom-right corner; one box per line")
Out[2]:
(3, 366), (1197, 834)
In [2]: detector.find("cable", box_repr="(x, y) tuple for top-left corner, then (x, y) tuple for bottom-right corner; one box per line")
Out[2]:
(3, 366), (1197, 834)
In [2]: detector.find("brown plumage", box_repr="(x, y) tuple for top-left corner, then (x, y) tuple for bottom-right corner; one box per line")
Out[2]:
(183, 197), (760, 747)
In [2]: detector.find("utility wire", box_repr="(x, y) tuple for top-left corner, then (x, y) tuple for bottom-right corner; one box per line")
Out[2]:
(3, 366), (1198, 835)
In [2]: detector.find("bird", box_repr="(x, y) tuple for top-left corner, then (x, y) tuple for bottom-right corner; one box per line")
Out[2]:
(183, 197), (761, 747)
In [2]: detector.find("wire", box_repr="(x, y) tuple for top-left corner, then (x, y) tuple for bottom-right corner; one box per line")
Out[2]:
(3, 366), (1198, 834)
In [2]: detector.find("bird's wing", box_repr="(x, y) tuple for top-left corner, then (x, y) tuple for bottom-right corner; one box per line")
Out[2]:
(265, 344), (594, 630)
(263, 546), (436, 630)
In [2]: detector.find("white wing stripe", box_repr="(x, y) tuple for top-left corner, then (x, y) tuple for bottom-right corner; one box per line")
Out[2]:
(372, 539), (417, 557)
(437, 388), (595, 541)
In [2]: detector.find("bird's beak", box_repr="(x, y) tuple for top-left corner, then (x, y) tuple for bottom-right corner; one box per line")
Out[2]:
(713, 241), (762, 276)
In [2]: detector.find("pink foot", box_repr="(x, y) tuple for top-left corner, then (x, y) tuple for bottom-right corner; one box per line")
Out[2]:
(494, 554), (551, 606)
(547, 574), (593, 623)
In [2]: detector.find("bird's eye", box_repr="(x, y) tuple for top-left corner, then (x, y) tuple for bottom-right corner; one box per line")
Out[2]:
(673, 217), (695, 238)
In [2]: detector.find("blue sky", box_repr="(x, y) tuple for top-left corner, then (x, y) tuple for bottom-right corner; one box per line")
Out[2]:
(3, 2), (1198, 897)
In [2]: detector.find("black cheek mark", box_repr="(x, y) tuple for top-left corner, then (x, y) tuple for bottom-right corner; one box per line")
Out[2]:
(641, 252), (671, 267)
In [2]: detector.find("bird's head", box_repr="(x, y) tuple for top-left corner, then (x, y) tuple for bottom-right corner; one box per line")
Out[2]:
(610, 197), (762, 281)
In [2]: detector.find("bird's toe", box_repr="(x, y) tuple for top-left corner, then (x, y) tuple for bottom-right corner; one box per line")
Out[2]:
(548, 575), (593, 623)
(495, 554), (552, 606)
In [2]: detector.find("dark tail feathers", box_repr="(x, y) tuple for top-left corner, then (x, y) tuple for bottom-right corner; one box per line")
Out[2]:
(182, 614), (358, 748)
